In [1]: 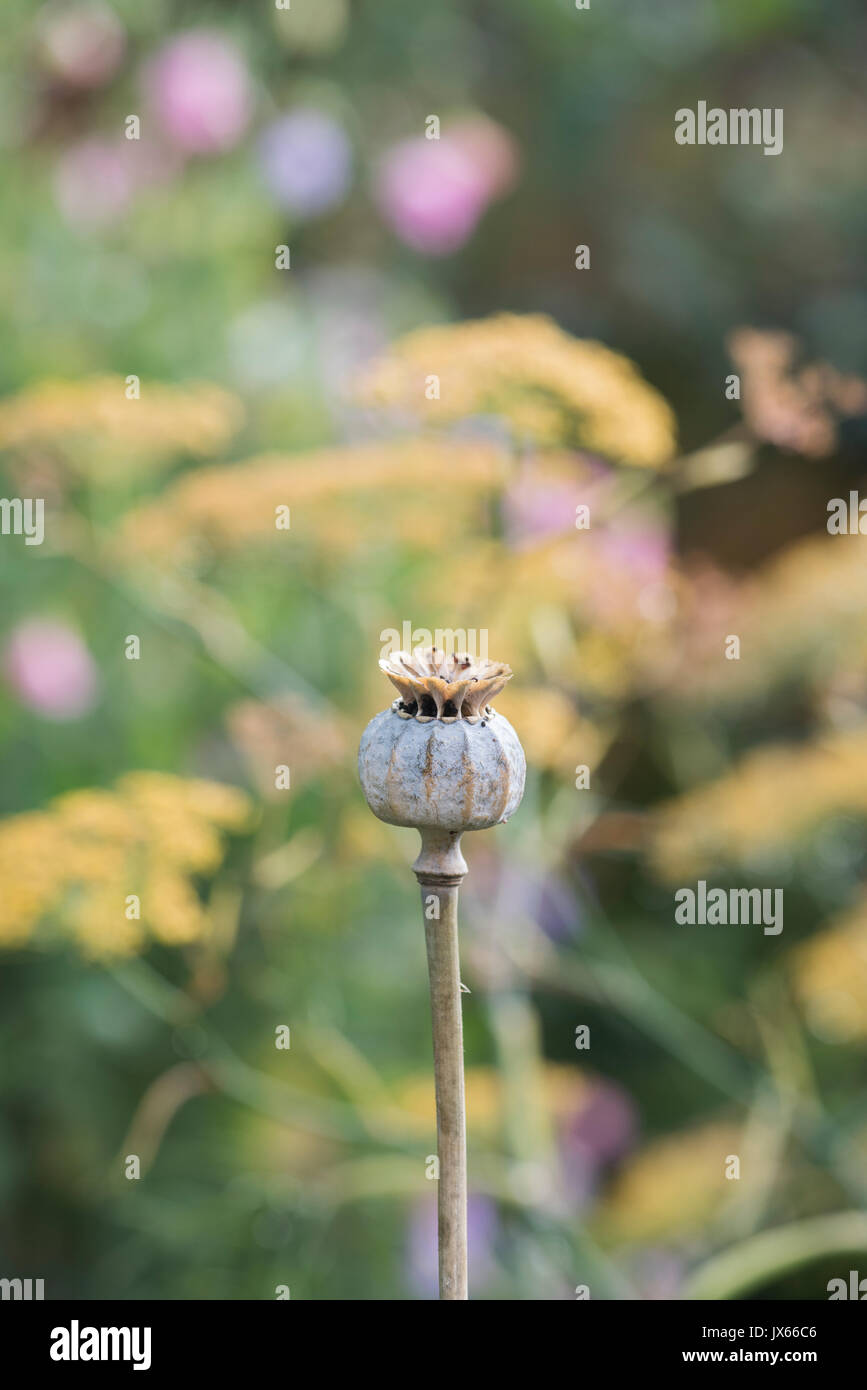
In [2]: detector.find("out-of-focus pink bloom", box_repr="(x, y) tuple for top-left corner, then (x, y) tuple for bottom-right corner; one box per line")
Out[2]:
(406, 1193), (498, 1298)
(258, 108), (352, 218)
(54, 137), (134, 228)
(377, 138), (483, 254)
(376, 117), (518, 255)
(36, 2), (126, 89)
(503, 456), (613, 550)
(597, 524), (670, 586)
(590, 521), (675, 625)
(142, 31), (252, 155)
(504, 477), (586, 548)
(4, 620), (100, 721)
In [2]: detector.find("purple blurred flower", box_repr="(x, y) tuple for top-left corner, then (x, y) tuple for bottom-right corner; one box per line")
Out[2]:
(466, 853), (582, 943)
(557, 1080), (637, 1203)
(535, 875), (581, 942)
(406, 1193), (498, 1298)
(376, 118), (518, 256)
(54, 137), (134, 228)
(3, 620), (99, 721)
(36, 1), (126, 89)
(258, 108), (352, 218)
(143, 31), (252, 155)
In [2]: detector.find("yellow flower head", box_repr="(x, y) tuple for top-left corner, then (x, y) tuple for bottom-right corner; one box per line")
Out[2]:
(649, 727), (867, 880)
(600, 1121), (742, 1241)
(0, 377), (243, 478)
(791, 897), (867, 1042)
(358, 314), (677, 467)
(119, 438), (506, 561)
(0, 774), (252, 957)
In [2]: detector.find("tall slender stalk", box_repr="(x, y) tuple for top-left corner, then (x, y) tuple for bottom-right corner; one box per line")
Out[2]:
(414, 828), (469, 1300)
(359, 652), (526, 1299)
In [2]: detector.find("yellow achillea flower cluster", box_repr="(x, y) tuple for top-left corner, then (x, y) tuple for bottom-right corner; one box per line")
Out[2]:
(599, 1122), (741, 1241)
(118, 438), (506, 559)
(790, 898), (867, 1042)
(0, 377), (243, 474)
(650, 727), (867, 880)
(679, 534), (867, 705)
(357, 314), (677, 467)
(0, 773), (251, 957)
(744, 535), (867, 679)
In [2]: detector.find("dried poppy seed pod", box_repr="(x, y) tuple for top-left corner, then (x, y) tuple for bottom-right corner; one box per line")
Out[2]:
(358, 647), (526, 881)
(358, 645), (525, 1300)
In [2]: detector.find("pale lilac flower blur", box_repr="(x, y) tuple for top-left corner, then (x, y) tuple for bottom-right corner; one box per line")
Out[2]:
(142, 31), (252, 155)
(54, 137), (135, 228)
(258, 109), (352, 218)
(3, 620), (100, 721)
(376, 118), (518, 255)
(406, 1193), (498, 1298)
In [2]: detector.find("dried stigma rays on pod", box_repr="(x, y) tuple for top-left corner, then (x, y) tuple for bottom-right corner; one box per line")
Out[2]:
(358, 647), (526, 843)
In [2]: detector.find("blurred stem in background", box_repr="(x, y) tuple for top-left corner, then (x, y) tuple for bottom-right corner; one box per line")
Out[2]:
(685, 1213), (867, 1300)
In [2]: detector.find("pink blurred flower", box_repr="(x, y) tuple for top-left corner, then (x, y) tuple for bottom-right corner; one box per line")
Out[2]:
(376, 117), (518, 255)
(590, 522), (674, 624)
(3, 620), (100, 721)
(503, 456), (613, 550)
(504, 477), (586, 548)
(143, 31), (252, 155)
(54, 137), (134, 228)
(36, 1), (126, 90)
(597, 524), (671, 588)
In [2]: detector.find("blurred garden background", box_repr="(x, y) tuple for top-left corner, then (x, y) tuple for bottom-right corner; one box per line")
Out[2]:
(1, 0), (867, 1299)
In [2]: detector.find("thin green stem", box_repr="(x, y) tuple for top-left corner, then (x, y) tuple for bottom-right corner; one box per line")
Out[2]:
(684, 1212), (867, 1300)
